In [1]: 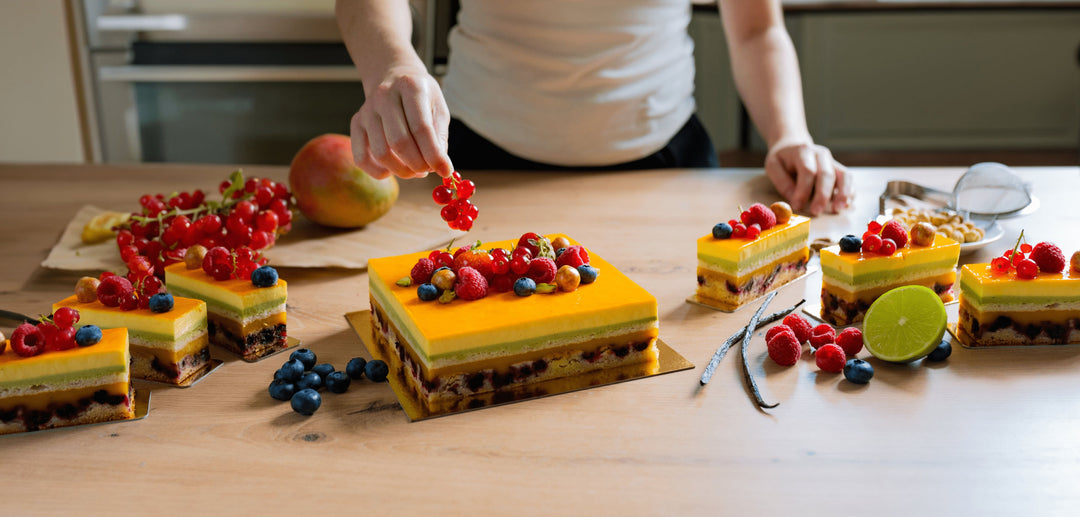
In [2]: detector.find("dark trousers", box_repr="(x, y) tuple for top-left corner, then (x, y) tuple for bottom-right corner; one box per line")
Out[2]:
(447, 114), (719, 170)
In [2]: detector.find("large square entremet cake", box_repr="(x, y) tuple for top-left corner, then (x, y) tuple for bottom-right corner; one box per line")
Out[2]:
(367, 234), (659, 412)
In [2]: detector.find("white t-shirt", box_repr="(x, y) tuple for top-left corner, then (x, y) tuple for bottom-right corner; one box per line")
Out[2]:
(441, 0), (696, 167)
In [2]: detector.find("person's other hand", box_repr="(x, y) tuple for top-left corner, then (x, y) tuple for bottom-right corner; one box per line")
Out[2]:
(764, 140), (853, 216)
(350, 66), (453, 179)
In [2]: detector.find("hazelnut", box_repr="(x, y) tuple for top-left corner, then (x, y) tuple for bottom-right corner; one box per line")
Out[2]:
(431, 269), (456, 291)
(75, 276), (100, 303)
(551, 237), (571, 251)
(1071, 251), (1080, 274)
(770, 201), (793, 224)
(910, 222), (937, 247)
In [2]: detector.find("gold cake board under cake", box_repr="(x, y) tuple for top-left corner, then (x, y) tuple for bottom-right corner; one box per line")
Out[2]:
(686, 265), (817, 314)
(0, 388), (151, 438)
(946, 323), (1080, 350)
(344, 310), (693, 422)
(135, 359), (225, 389)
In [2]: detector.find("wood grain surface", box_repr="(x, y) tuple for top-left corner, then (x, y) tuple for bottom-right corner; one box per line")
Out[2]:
(1, 163), (1079, 516)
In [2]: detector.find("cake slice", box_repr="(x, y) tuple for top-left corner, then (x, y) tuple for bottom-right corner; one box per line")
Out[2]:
(368, 234), (659, 413)
(696, 203), (810, 311)
(820, 221), (960, 326)
(165, 262), (287, 361)
(958, 245), (1080, 346)
(53, 294), (209, 385)
(1, 327), (134, 434)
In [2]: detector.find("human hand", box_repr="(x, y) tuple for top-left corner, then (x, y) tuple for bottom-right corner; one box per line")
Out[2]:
(764, 140), (853, 216)
(349, 66), (453, 179)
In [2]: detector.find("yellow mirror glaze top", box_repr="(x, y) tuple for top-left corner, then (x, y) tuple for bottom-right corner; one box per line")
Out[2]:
(960, 263), (1080, 299)
(822, 234), (960, 278)
(368, 235), (657, 363)
(165, 262), (287, 312)
(697, 215), (810, 267)
(0, 328), (129, 385)
(54, 295), (206, 338)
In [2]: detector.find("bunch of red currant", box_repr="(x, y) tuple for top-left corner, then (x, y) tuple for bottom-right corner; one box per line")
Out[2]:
(990, 231), (1066, 280)
(431, 171), (478, 231)
(115, 171), (293, 279)
(7, 308), (82, 357)
(200, 245), (266, 281)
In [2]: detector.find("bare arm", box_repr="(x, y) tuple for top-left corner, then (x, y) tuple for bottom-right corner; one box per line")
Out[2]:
(336, 0), (453, 178)
(718, 0), (852, 214)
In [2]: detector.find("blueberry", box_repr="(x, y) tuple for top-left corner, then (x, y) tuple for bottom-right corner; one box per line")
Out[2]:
(513, 277), (537, 297)
(843, 359), (874, 384)
(325, 371), (351, 393)
(346, 357), (367, 380)
(365, 359), (389, 383)
(277, 358), (304, 382)
(290, 388), (321, 415)
(577, 265), (599, 285)
(839, 234), (862, 253)
(312, 363), (335, 379)
(712, 222), (733, 239)
(927, 341), (952, 362)
(268, 379), (296, 401)
(251, 265), (279, 288)
(555, 248), (567, 258)
(148, 293), (174, 313)
(296, 371), (323, 390)
(289, 348), (317, 370)
(74, 325), (102, 347)
(417, 283), (439, 301)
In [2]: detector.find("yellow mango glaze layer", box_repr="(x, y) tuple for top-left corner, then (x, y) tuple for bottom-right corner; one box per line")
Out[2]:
(0, 328), (129, 390)
(164, 262), (287, 319)
(697, 215), (810, 274)
(367, 234), (658, 368)
(821, 233), (960, 289)
(960, 264), (1080, 308)
(53, 294), (207, 348)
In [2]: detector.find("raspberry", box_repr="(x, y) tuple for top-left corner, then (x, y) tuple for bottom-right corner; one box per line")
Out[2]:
(748, 203), (777, 230)
(410, 258), (436, 284)
(526, 257), (557, 284)
(809, 324), (836, 349)
(880, 220), (909, 248)
(835, 327), (864, 356)
(765, 324), (796, 343)
(766, 331), (801, 366)
(555, 245), (590, 269)
(815, 343), (846, 373)
(97, 275), (134, 308)
(10, 323), (45, 357)
(782, 313), (813, 343)
(1029, 242), (1066, 274)
(454, 266), (488, 301)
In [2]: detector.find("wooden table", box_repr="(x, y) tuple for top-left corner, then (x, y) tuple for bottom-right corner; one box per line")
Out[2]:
(2, 163), (1079, 515)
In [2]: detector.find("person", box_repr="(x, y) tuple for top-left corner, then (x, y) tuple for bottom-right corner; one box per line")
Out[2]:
(337, 0), (853, 215)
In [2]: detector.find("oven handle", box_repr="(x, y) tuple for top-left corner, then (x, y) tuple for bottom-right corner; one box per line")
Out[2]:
(98, 65), (361, 82)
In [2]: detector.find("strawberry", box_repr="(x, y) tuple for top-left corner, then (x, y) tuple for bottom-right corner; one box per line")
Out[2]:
(748, 203), (777, 230)
(555, 245), (589, 269)
(880, 220), (909, 248)
(516, 232), (543, 257)
(454, 266), (488, 301)
(1030, 242), (1066, 274)
(526, 257), (557, 284)
(453, 249), (494, 279)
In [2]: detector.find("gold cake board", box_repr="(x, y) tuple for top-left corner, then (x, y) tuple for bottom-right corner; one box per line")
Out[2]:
(686, 265), (817, 314)
(135, 359), (225, 389)
(345, 310), (693, 422)
(0, 388), (151, 438)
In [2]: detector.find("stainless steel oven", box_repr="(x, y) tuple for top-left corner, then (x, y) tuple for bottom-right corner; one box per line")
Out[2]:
(72, 0), (452, 165)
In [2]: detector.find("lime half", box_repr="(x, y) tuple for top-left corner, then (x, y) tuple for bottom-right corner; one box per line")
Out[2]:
(862, 285), (947, 363)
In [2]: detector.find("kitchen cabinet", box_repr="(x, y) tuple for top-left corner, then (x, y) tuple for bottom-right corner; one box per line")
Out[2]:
(689, 8), (1080, 153)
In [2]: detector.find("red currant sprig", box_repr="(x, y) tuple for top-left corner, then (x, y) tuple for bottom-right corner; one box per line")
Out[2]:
(431, 171), (479, 231)
(991, 230), (1037, 279)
